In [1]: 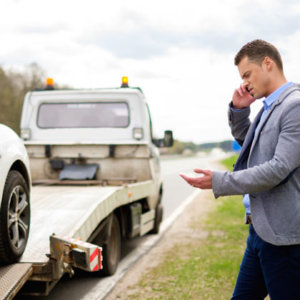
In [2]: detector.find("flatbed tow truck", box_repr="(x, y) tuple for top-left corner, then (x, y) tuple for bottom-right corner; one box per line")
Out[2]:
(0, 78), (173, 299)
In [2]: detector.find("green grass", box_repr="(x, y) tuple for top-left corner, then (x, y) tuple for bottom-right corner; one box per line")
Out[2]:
(220, 154), (239, 171)
(126, 154), (248, 299)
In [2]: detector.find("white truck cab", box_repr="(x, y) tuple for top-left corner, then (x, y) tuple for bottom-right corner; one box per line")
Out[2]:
(21, 86), (154, 144)
(20, 78), (173, 208)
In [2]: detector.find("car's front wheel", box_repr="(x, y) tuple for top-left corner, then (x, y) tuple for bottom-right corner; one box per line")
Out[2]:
(0, 170), (30, 264)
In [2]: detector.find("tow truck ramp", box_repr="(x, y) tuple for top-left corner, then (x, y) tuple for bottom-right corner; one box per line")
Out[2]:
(0, 181), (153, 298)
(0, 263), (32, 300)
(0, 236), (103, 299)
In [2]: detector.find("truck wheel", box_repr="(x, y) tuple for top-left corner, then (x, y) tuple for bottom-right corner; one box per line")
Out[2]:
(101, 214), (121, 275)
(151, 200), (163, 234)
(0, 171), (30, 264)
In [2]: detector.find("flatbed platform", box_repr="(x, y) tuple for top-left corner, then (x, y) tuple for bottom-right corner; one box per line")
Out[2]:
(0, 180), (153, 298)
(21, 181), (152, 263)
(21, 185), (118, 263)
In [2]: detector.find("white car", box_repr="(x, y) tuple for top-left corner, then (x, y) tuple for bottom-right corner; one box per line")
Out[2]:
(0, 124), (31, 264)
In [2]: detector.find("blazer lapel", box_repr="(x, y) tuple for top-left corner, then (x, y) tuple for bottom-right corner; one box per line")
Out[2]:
(248, 86), (297, 158)
(251, 100), (280, 148)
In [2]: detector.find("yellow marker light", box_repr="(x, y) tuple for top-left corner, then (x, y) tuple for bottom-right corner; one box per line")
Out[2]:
(45, 77), (55, 90)
(46, 78), (54, 86)
(122, 76), (128, 84)
(121, 76), (129, 88)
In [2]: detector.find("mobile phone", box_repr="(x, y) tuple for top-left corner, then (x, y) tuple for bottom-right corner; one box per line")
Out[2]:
(245, 86), (250, 93)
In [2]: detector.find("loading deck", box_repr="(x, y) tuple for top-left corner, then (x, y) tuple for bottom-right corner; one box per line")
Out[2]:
(0, 180), (153, 298)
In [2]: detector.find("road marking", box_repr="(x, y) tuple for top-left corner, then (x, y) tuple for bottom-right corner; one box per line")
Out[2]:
(161, 189), (201, 232)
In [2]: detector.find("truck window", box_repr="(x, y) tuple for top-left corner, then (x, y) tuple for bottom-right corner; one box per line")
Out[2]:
(37, 102), (130, 128)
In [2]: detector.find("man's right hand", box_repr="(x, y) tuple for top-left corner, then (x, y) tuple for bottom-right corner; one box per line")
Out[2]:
(232, 84), (255, 109)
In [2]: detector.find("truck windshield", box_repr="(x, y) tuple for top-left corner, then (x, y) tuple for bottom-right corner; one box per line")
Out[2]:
(37, 102), (129, 128)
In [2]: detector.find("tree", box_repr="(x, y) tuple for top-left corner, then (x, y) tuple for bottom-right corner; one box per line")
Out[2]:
(0, 63), (45, 134)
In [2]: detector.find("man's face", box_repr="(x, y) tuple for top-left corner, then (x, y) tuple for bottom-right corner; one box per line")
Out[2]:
(237, 56), (271, 99)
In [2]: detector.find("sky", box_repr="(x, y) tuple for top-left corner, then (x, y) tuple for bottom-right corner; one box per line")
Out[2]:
(1, 0), (300, 143)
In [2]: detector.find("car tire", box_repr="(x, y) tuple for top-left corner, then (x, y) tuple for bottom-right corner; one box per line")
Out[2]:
(0, 170), (30, 264)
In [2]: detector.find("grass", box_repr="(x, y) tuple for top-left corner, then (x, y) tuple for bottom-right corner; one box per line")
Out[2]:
(125, 154), (248, 299)
(220, 153), (239, 171)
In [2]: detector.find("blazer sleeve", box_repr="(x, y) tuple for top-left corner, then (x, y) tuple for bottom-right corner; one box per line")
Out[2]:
(213, 99), (300, 198)
(228, 102), (251, 146)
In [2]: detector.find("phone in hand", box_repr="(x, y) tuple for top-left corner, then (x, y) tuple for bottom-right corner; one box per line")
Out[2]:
(245, 86), (255, 98)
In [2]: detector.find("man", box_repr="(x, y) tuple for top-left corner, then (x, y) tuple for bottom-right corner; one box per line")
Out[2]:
(180, 39), (300, 299)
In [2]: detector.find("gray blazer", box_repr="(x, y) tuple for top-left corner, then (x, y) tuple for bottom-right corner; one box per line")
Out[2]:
(212, 83), (300, 245)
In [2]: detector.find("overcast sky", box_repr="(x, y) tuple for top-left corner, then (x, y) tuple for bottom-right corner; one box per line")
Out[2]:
(1, 0), (300, 143)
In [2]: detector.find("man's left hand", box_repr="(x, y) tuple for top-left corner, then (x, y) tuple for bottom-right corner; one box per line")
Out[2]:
(179, 169), (213, 189)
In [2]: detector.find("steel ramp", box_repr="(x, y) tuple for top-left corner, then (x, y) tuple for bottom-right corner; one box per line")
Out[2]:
(0, 263), (32, 300)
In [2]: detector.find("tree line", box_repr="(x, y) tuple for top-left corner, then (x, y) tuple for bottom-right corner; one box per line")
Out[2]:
(164, 139), (234, 155)
(0, 63), (45, 134)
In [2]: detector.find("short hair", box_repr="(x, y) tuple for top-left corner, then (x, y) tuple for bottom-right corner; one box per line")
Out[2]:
(234, 39), (283, 71)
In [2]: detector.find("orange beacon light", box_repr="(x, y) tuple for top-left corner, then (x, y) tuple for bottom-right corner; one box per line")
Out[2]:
(121, 76), (129, 88)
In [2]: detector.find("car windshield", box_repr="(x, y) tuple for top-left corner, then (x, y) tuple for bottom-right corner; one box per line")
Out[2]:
(37, 102), (129, 128)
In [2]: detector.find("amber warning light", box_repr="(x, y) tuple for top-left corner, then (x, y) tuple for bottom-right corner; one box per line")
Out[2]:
(121, 76), (129, 88)
(45, 78), (54, 90)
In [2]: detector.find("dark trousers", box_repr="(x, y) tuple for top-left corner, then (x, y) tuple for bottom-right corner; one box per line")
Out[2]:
(232, 225), (300, 300)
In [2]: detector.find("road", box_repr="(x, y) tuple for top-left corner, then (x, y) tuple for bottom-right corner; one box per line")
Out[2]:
(16, 151), (226, 300)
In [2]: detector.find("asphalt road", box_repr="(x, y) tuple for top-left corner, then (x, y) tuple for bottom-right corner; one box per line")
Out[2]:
(16, 152), (224, 300)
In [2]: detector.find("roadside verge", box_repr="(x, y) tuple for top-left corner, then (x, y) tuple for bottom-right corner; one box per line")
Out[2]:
(106, 189), (219, 299)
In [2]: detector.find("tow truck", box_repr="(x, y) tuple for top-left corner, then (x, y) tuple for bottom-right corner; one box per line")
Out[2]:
(0, 77), (173, 299)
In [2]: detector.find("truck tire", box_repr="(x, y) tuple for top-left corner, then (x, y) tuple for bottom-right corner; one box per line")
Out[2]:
(151, 201), (163, 234)
(101, 214), (121, 275)
(0, 170), (30, 264)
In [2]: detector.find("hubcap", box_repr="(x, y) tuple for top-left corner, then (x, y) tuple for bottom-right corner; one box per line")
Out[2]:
(7, 185), (29, 251)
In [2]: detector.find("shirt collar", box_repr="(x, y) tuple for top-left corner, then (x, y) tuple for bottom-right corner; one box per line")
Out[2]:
(263, 82), (293, 110)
